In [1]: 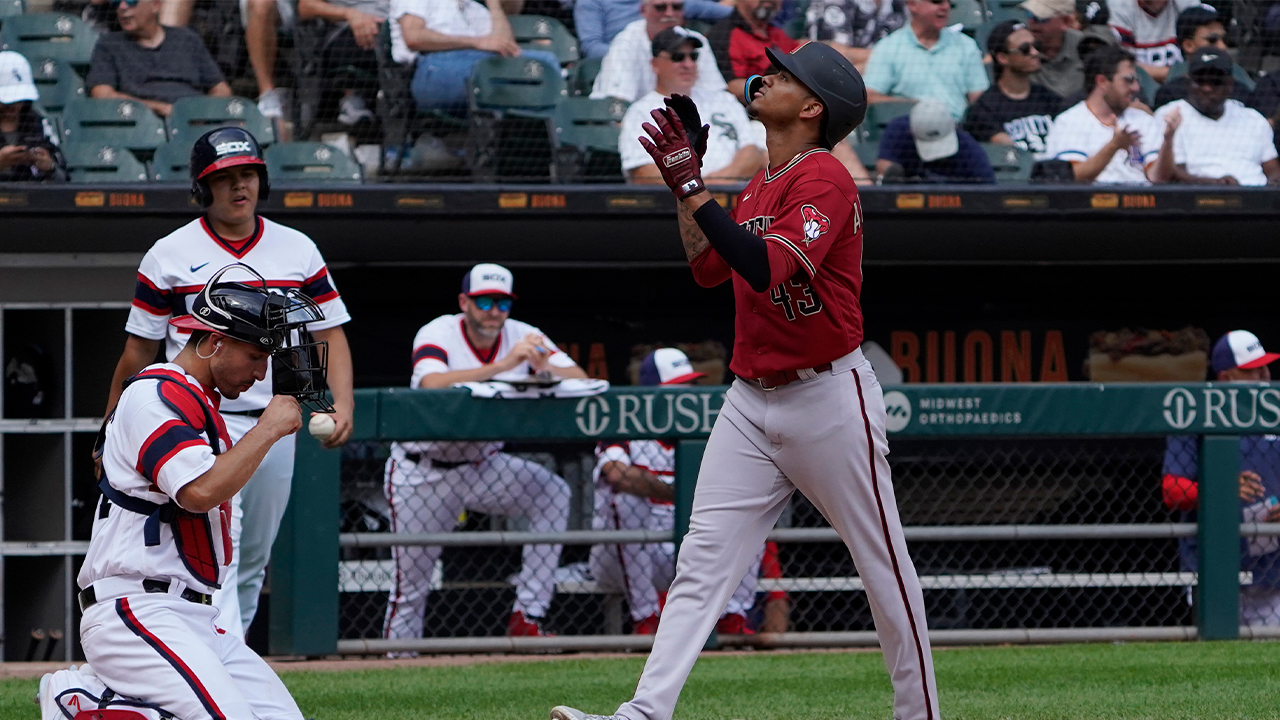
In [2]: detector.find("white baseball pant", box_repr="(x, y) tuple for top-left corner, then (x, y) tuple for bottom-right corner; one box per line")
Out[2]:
(383, 452), (571, 639)
(213, 413), (297, 636)
(615, 350), (940, 720)
(79, 590), (303, 720)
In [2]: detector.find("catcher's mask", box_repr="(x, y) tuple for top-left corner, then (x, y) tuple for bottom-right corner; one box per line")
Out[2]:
(170, 263), (334, 413)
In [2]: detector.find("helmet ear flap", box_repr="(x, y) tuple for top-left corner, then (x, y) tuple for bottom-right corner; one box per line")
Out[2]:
(258, 165), (270, 201)
(193, 178), (214, 207)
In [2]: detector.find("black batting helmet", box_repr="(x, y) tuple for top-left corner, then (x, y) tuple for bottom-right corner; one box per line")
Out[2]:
(170, 263), (333, 411)
(760, 42), (868, 149)
(189, 127), (270, 207)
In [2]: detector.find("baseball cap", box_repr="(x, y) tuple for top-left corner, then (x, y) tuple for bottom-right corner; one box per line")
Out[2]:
(0, 52), (39, 105)
(1187, 46), (1232, 76)
(1020, 0), (1073, 21)
(1176, 5), (1220, 43)
(909, 99), (958, 162)
(651, 26), (703, 56)
(461, 263), (517, 298)
(1211, 330), (1280, 373)
(639, 347), (706, 386)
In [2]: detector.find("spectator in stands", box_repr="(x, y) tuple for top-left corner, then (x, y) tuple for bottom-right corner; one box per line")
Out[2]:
(706, 0), (797, 101)
(87, 0), (232, 118)
(243, 0), (295, 121)
(862, 0), (989, 120)
(591, 0), (727, 102)
(964, 20), (1063, 155)
(802, 0), (905, 72)
(1044, 46), (1175, 184)
(1154, 48), (1280, 186)
(298, 0), (386, 125)
(1107, 0), (1201, 82)
(1163, 330), (1280, 627)
(0, 52), (65, 183)
(877, 98), (995, 182)
(391, 0), (561, 112)
(1023, 0), (1086, 98)
(576, 0), (734, 59)
(1152, 6), (1248, 109)
(619, 28), (765, 182)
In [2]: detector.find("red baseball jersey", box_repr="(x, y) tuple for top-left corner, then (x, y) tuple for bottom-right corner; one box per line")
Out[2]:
(693, 148), (865, 378)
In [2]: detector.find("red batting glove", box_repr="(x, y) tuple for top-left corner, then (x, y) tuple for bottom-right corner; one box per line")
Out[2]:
(638, 107), (706, 200)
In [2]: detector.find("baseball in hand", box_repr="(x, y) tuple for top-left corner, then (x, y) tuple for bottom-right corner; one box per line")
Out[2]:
(309, 413), (337, 440)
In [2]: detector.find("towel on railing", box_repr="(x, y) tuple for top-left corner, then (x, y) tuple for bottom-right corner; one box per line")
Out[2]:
(455, 378), (610, 398)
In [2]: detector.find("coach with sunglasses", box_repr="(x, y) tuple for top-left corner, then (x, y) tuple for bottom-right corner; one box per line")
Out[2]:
(86, 0), (231, 118)
(863, 0), (989, 120)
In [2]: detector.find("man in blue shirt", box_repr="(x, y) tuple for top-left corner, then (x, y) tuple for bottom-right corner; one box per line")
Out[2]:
(575, 0), (734, 58)
(876, 98), (995, 182)
(1163, 330), (1280, 626)
(862, 0), (989, 120)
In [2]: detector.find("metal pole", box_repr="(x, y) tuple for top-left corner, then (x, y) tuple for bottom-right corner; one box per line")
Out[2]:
(63, 306), (73, 661)
(1198, 435), (1240, 640)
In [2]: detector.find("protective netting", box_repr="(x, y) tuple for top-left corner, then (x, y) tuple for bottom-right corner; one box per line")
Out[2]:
(5, 0), (1278, 184)
(335, 434), (1280, 643)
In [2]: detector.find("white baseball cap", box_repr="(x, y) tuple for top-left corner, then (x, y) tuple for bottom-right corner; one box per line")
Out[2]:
(0, 52), (39, 105)
(1211, 330), (1280, 373)
(909, 99), (959, 162)
(461, 263), (517, 298)
(639, 347), (706, 386)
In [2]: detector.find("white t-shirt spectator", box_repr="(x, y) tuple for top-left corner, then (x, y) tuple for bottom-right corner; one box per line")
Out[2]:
(1154, 99), (1278, 186)
(1044, 100), (1162, 184)
(391, 0), (493, 64)
(590, 19), (726, 103)
(619, 88), (765, 173)
(1107, 0), (1201, 68)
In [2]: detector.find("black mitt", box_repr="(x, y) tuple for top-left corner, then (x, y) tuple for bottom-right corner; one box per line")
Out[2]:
(664, 94), (709, 166)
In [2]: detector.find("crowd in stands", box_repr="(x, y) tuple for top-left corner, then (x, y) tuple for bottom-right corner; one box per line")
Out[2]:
(2, 0), (1280, 184)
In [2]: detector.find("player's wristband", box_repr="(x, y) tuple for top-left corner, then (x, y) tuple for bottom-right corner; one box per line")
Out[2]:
(691, 199), (771, 292)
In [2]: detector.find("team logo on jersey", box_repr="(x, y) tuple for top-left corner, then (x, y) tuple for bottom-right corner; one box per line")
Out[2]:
(800, 204), (830, 245)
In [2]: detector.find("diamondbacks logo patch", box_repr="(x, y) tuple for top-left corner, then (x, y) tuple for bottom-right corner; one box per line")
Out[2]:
(800, 204), (830, 245)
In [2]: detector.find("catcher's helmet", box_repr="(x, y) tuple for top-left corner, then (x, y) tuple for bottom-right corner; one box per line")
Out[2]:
(756, 42), (868, 150)
(189, 127), (270, 208)
(170, 263), (333, 412)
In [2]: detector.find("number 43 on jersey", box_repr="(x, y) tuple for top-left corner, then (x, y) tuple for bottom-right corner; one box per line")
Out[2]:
(770, 279), (822, 321)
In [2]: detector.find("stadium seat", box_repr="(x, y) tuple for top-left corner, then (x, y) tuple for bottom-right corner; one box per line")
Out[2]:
(0, 13), (98, 72)
(62, 142), (149, 182)
(569, 57), (601, 96)
(60, 97), (167, 153)
(166, 96), (276, 147)
(468, 56), (566, 181)
(982, 142), (1034, 182)
(856, 100), (915, 142)
(854, 140), (880, 170)
(952, 0), (985, 33)
(551, 96), (627, 182)
(508, 15), (580, 68)
(264, 142), (363, 182)
(0, 0), (23, 23)
(984, 0), (1026, 23)
(29, 56), (83, 115)
(468, 55), (567, 115)
(150, 140), (193, 182)
(1134, 65), (1158, 107)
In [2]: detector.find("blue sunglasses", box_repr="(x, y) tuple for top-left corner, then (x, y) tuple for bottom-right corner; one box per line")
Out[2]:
(111, 0), (141, 8)
(472, 295), (513, 312)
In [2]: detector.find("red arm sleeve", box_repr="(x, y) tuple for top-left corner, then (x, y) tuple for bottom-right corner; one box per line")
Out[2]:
(689, 247), (733, 288)
(1162, 473), (1199, 512)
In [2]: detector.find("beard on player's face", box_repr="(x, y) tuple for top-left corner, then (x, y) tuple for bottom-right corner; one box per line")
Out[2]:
(463, 301), (506, 341)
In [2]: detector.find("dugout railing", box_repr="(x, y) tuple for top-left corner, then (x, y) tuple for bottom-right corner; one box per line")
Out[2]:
(271, 383), (1280, 656)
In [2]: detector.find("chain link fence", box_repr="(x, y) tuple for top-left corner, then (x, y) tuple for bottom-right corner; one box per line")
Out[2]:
(333, 429), (1280, 650)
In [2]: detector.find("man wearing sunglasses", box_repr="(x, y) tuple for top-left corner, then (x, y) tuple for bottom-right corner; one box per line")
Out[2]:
(964, 19), (1065, 155)
(1152, 6), (1250, 109)
(1154, 47), (1280, 185)
(86, 0), (231, 118)
(575, 0), (733, 59)
(591, 0), (727, 103)
(862, 0), (989, 120)
(621, 27), (766, 183)
(384, 263), (586, 642)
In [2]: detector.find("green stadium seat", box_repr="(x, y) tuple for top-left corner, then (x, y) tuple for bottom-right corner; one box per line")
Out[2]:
(1134, 64), (1157, 107)
(166, 96), (275, 147)
(468, 55), (567, 115)
(569, 57), (601, 96)
(982, 142), (1034, 182)
(0, 0), (23, 22)
(857, 100), (915, 142)
(854, 140), (880, 170)
(61, 97), (167, 152)
(29, 56), (82, 115)
(264, 142), (363, 182)
(508, 15), (580, 68)
(150, 140), (193, 181)
(62, 142), (149, 182)
(952, 0), (986, 33)
(984, 0), (1026, 23)
(0, 13), (98, 71)
(551, 96), (627, 181)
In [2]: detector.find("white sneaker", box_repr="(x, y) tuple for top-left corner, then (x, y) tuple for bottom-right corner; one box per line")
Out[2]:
(550, 706), (622, 720)
(257, 88), (287, 119)
(338, 93), (374, 126)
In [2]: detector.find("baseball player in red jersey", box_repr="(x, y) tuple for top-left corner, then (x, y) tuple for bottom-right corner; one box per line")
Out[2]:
(552, 41), (940, 720)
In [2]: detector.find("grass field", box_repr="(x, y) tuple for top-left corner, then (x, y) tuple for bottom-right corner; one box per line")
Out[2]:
(5, 641), (1280, 719)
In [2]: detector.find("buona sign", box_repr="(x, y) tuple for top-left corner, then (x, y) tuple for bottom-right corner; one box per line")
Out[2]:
(575, 391), (725, 437)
